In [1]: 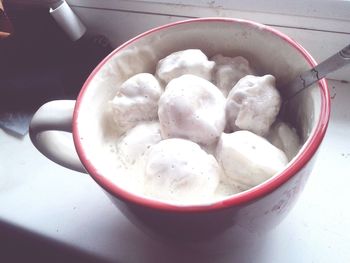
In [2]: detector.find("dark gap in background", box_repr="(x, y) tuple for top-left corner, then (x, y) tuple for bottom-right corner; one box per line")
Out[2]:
(0, 2), (112, 111)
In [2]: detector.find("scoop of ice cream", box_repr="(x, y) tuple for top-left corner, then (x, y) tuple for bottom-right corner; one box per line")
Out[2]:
(216, 131), (288, 190)
(110, 73), (162, 134)
(155, 49), (215, 85)
(116, 121), (162, 166)
(266, 121), (301, 161)
(226, 74), (281, 136)
(158, 74), (226, 145)
(113, 121), (162, 193)
(144, 138), (221, 204)
(211, 54), (254, 97)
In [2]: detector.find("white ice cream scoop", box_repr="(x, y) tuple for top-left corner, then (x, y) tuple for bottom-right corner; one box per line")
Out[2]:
(144, 138), (221, 204)
(110, 73), (162, 134)
(155, 49), (215, 85)
(211, 54), (254, 97)
(112, 121), (162, 194)
(116, 121), (162, 167)
(158, 74), (226, 145)
(216, 131), (288, 190)
(266, 121), (301, 161)
(226, 74), (281, 136)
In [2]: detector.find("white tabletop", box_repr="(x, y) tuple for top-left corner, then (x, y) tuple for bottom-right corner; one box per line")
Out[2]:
(1, 79), (350, 263)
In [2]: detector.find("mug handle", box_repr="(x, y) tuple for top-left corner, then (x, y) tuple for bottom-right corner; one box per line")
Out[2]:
(29, 100), (87, 173)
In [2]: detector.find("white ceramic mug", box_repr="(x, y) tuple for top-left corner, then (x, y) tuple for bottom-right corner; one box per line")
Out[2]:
(30, 18), (330, 241)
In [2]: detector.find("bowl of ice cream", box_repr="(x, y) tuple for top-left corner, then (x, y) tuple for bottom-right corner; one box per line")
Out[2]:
(29, 17), (330, 241)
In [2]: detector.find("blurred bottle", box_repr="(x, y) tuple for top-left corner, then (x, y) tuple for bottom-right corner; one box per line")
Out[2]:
(0, 0), (14, 38)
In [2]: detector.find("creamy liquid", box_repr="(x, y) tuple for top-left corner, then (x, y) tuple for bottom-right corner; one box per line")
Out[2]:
(98, 123), (239, 204)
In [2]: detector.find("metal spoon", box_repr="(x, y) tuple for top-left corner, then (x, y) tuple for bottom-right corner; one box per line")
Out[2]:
(281, 43), (350, 101)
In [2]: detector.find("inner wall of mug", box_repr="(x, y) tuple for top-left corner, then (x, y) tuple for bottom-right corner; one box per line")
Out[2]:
(75, 19), (321, 200)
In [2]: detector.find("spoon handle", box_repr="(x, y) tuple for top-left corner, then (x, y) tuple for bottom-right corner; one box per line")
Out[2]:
(284, 44), (350, 100)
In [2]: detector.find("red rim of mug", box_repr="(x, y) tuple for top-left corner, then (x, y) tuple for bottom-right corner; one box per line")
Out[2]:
(72, 17), (330, 213)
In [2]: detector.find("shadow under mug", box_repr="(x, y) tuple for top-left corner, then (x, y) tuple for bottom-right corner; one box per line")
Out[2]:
(29, 18), (330, 242)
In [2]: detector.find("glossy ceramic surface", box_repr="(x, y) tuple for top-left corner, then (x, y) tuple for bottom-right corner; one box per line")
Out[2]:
(71, 18), (329, 240)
